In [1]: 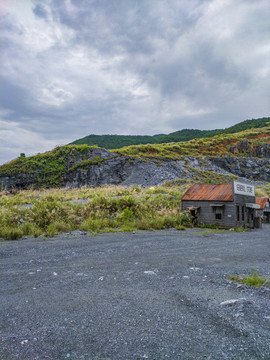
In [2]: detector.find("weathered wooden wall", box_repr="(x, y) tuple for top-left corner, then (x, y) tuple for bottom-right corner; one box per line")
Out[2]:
(181, 200), (235, 228)
(234, 194), (255, 228)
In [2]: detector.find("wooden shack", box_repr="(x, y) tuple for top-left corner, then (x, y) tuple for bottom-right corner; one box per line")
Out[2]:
(256, 197), (270, 223)
(181, 180), (259, 228)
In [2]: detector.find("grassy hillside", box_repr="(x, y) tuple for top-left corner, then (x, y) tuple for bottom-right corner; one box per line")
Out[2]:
(1, 124), (269, 189)
(0, 145), (99, 187)
(115, 125), (270, 159)
(71, 117), (270, 148)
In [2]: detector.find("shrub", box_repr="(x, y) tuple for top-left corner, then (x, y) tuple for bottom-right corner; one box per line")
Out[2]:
(176, 213), (193, 227)
(118, 207), (134, 221)
(120, 225), (134, 232)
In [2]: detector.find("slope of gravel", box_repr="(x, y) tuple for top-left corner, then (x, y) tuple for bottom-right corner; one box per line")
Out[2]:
(1, 226), (270, 360)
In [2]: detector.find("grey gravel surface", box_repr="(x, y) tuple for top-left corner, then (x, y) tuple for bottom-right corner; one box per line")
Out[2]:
(1, 227), (270, 360)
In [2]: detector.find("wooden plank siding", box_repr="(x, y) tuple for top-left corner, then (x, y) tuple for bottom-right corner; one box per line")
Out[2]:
(181, 200), (235, 228)
(234, 193), (256, 228)
(181, 182), (257, 228)
(181, 194), (256, 228)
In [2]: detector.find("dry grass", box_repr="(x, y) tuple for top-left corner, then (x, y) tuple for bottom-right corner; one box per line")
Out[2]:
(0, 184), (192, 240)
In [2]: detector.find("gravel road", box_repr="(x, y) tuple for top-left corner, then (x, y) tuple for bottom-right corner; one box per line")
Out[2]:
(1, 227), (270, 360)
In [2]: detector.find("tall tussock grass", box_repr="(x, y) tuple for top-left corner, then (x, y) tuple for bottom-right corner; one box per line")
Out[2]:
(0, 185), (193, 240)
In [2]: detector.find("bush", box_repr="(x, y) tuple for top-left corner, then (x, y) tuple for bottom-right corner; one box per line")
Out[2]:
(176, 213), (193, 227)
(118, 207), (134, 221)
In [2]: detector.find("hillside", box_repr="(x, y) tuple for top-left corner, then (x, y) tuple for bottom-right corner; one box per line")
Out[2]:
(71, 117), (270, 148)
(115, 125), (270, 158)
(71, 134), (165, 148)
(0, 124), (270, 190)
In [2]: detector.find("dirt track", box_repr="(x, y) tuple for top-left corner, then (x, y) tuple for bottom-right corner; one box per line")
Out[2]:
(1, 227), (270, 359)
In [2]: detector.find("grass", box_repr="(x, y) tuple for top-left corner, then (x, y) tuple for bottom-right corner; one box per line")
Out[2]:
(195, 229), (227, 235)
(256, 183), (270, 198)
(229, 270), (269, 288)
(195, 226), (246, 235)
(114, 125), (270, 159)
(0, 184), (193, 240)
(181, 168), (239, 184)
(0, 145), (100, 187)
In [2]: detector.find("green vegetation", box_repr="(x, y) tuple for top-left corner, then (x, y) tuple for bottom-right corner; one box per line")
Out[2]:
(1, 180), (269, 241)
(195, 228), (226, 235)
(162, 171), (239, 186)
(0, 120), (269, 189)
(114, 125), (270, 159)
(71, 134), (165, 148)
(0, 184), (193, 240)
(68, 157), (104, 172)
(71, 117), (270, 148)
(229, 270), (269, 288)
(182, 168), (238, 184)
(0, 145), (99, 188)
(256, 183), (270, 197)
(196, 223), (244, 232)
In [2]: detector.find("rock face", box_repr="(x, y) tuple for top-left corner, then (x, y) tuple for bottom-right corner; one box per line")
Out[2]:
(64, 155), (270, 188)
(208, 157), (270, 182)
(1, 146), (270, 190)
(229, 140), (270, 158)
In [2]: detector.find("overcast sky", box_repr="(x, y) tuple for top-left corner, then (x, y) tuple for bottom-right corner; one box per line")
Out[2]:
(0, 0), (269, 164)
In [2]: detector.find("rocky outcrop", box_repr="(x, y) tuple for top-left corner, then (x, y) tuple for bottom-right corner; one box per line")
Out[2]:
(1, 147), (270, 190)
(208, 157), (270, 182)
(229, 140), (270, 158)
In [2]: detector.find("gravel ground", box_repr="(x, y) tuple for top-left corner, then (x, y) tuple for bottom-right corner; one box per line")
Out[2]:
(1, 226), (270, 360)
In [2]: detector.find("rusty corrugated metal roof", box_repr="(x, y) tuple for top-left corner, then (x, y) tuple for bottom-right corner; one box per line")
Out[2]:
(181, 183), (233, 202)
(255, 197), (269, 210)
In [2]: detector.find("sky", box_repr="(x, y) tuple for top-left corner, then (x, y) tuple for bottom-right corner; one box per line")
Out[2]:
(0, 0), (270, 165)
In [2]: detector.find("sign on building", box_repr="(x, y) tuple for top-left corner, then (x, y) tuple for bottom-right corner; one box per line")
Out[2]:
(246, 203), (260, 209)
(233, 181), (255, 197)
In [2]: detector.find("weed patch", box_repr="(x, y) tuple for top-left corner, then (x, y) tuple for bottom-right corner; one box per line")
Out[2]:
(229, 270), (269, 288)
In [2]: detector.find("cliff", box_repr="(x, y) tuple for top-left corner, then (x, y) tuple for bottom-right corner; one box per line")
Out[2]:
(0, 145), (269, 191)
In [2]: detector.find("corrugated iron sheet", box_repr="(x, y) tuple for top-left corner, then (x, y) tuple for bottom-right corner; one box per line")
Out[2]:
(181, 183), (233, 202)
(255, 197), (269, 210)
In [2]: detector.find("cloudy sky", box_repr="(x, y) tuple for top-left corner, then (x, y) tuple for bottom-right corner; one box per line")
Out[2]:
(0, 0), (269, 164)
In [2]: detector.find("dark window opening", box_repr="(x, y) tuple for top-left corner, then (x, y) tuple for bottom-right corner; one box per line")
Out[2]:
(214, 207), (223, 220)
(242, 206), (245, 221)
(188, 208), (199, 225)
(237, 205), (240, 221)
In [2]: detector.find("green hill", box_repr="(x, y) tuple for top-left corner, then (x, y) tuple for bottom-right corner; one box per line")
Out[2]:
(1, 124), (269, 190)
(71, 134), (165, 149)
(115, 125), (270, 158)
(70, 117), (270, 148)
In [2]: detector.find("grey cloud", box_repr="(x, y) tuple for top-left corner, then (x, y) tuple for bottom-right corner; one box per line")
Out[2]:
(47, 0), (203, 56)
(33, 4), (49, 19)
(0, 77), (33, 116)
(0, 0), (269, 164)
